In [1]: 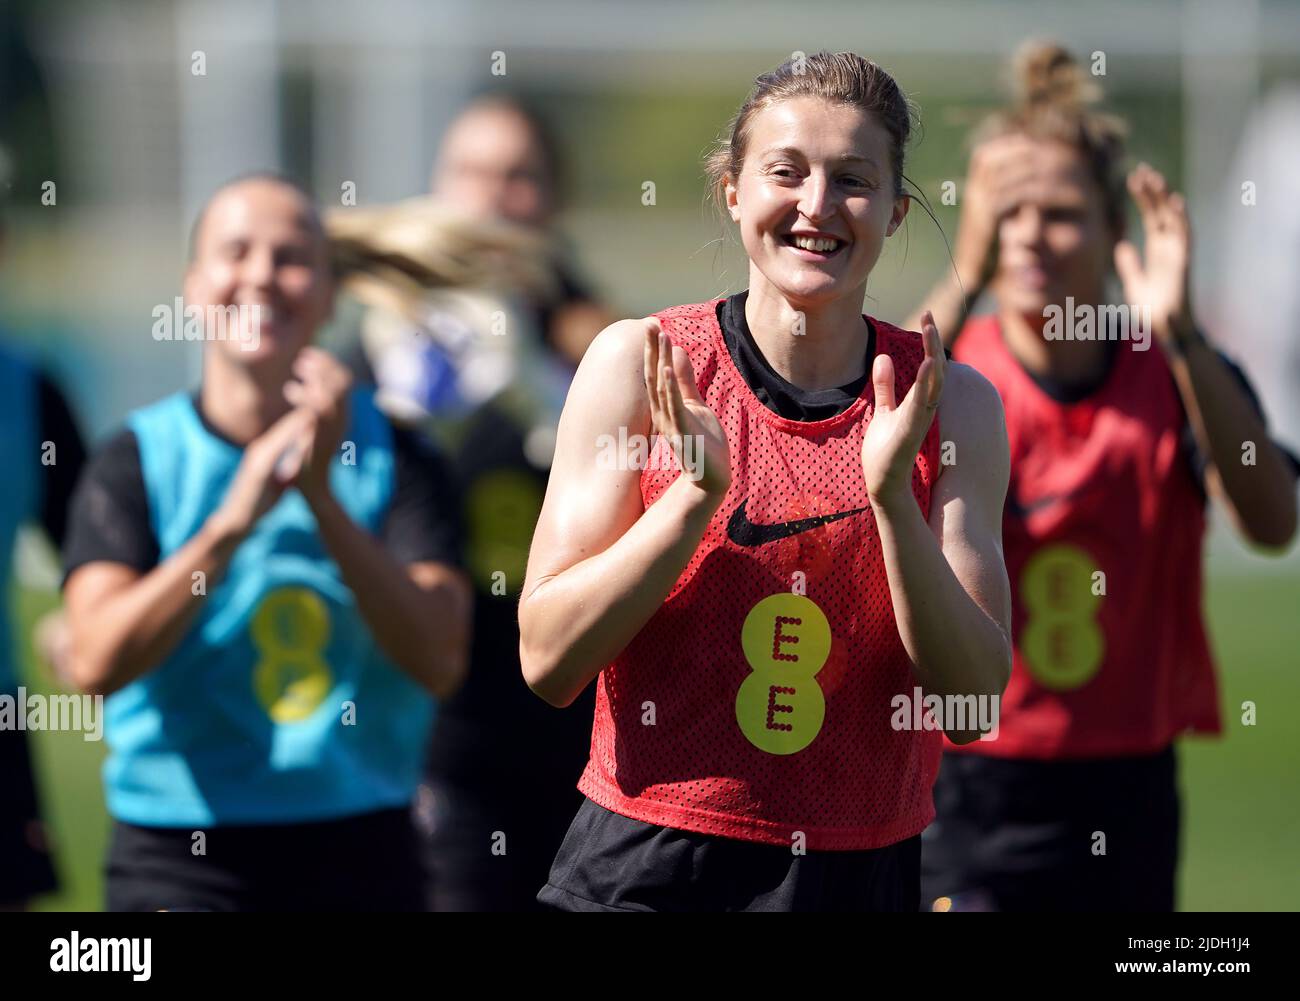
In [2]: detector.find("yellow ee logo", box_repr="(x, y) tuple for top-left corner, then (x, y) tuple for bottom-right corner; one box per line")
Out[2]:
(736, 593), (831, 754)
(1019, 543), (1105, 691)
(250, 587), (334, 722)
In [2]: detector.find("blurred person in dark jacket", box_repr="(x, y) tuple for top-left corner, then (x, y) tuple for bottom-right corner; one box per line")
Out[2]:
(340, 95), (612, 910)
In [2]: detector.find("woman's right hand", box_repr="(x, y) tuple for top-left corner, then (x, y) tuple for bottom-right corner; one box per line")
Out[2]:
(209, 407), (317, 541)
(953, 134), (1039, 293)
(644, 321), (731, 499)
(519, 317), (725, 706)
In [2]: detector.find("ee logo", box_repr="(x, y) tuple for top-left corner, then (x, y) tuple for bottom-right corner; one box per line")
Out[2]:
(251, 587), (334, 722)
(1020, 543), (1105, 690)
(736, 593), (831, 754)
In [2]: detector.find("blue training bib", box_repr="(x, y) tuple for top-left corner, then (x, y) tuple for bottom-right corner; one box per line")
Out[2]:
(105, 388), (435, 826)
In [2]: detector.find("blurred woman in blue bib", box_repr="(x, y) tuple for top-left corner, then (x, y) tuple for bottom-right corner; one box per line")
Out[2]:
(61, 174), (471, 911)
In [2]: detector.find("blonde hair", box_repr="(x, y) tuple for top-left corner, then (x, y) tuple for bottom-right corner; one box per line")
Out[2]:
(977, 40), (1128, 230)
(327, 197), (556, 323)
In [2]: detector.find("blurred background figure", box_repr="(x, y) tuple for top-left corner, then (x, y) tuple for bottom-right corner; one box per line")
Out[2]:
(342, 95), (612, 911)
(431, 94), (611, 368)
(910, 41), (1298, 912)
(0, 152), (87, 911)
(1212, 85), (1300, 457)
(353, 95), (610, 427)
(61, 175), (471, 911)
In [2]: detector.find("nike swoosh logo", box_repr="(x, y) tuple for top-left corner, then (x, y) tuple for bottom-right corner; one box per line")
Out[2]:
(726, 499), (868, 547)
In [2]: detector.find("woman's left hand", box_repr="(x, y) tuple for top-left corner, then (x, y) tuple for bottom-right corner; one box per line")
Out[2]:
(283, 347), (353, 501)
(862, 311), (944, 509)
(1115, 162), (1196, 347)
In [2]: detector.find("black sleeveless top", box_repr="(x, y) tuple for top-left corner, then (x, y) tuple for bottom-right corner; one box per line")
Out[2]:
(716, 290), (875, 422)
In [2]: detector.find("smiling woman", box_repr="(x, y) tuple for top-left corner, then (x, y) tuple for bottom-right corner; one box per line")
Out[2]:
(705, 57), (913, 330)
(518, 51), (1013, 913)
(59, 174), (473, 911)
(913, 40), (1299, 914)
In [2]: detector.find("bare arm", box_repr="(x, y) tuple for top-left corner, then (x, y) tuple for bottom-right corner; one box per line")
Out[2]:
(905, 136), (1040, 346)
(64, 408), (314, 696)
(905, 269), (983, 352)
(307, 492), (471, 699)
(873, 366), (1013, 738)
(64, 522), (242, 697)
(1115, 164), (1296, 549)
(863, 316), (1012, 743)
(519, 318), (731, 708)
(1167, 338), (1297, 547)
(287, 347), (472, 698)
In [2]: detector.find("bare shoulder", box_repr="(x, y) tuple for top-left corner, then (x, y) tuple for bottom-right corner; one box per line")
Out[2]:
(552, 317), (658, 460)
(937, 362), (1009, 485)
(559, 316), (659, 419)
(577, 316), (659, 379)
(940, 362), (1006, 440)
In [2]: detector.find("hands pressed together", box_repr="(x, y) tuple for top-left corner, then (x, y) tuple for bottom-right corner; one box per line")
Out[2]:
(213, 348), (353, 542)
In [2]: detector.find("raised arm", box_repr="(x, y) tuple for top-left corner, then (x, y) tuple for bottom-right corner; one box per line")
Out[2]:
(286, 348), (472, 699)
(904, 135), (1039, 346)
(863, 314), (1012, 742)
(519, 317), (730, 708)
(1116, 163), (1298, 550)
(64, 408), (314, 697)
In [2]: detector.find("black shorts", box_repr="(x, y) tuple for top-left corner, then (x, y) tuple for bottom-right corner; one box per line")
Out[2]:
(920, 745), (1180, 912)
(538, 797), (921, 912)
(416, 773), (586, 912)
(0, 726), (58, 906)
(106, 806), (427, 912)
